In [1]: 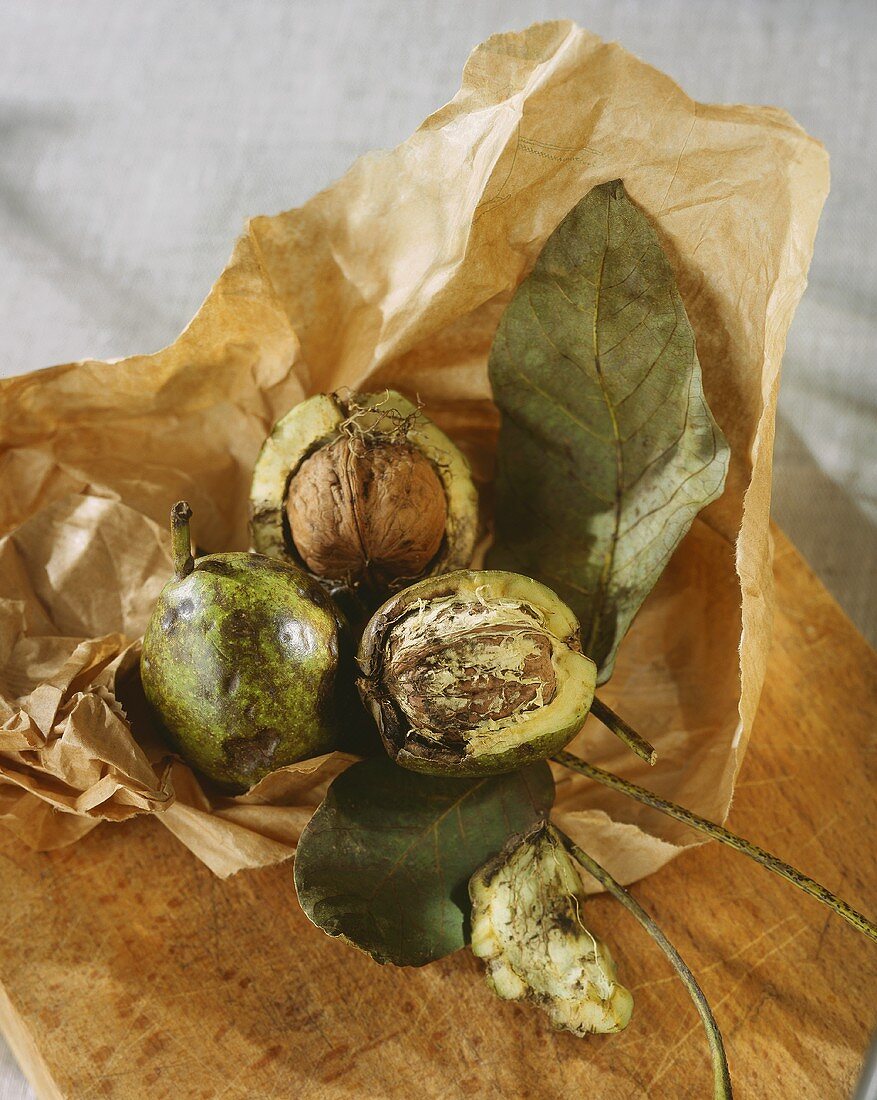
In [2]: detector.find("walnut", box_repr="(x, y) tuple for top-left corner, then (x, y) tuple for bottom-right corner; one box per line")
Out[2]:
(357, 569), (598, 776)
(286, 436), (448, 590)
(382, 598), (558, 738)
(249, 391), (478, 609)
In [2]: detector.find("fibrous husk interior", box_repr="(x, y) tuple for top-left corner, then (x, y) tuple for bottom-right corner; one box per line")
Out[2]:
(383, 593), (558, 744)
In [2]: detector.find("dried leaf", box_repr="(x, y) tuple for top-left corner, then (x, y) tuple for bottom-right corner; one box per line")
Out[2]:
(293, 756), (554, 966)
(488, 179), (729, 679)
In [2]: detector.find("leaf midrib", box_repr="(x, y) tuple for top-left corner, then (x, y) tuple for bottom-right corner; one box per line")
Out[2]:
(585, 194), (625, 658)
(355, 777), (491, 908)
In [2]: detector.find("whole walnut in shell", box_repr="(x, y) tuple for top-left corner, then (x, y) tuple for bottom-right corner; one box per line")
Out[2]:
(249, 391), (478, 607)
(286, 436), (448, 589)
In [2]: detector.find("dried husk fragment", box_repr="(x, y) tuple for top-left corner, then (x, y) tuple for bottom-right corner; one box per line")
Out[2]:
(470, 822), (633, 1035)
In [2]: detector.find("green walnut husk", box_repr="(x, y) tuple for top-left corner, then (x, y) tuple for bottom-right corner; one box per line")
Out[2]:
(141, 502), (346, 791)
(470, 822), (633, 1036)
(248, 391), (478, 607)
(357, 570), (597, 776)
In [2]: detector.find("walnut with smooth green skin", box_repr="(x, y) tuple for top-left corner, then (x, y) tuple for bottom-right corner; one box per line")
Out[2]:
(469, 822), (633, 1036)
(248, 391), (478, 605)
(141, 502), (344, 791)
(357, 570), (597, 776)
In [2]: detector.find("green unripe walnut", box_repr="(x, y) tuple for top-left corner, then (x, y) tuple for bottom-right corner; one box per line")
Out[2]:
(357, 570), (597, 776)
(141, 502), (345, 791)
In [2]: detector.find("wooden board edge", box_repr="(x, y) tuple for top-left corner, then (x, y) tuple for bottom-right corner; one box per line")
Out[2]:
(0, 985), (64, 1100)
(772, 526), (876, 654)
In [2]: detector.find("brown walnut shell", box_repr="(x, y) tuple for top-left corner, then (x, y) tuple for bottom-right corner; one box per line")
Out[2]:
(249, 391), (479, 608)
(285, 436), (448, 589)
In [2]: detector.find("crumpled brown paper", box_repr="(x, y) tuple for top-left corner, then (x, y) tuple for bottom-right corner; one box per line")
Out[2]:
(0, 21), (828, 881)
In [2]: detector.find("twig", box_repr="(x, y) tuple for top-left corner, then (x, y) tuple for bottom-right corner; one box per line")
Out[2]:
(591, 696), (657, 765)
(557, 829), (733, 1100)
(553, 751), (877, 943)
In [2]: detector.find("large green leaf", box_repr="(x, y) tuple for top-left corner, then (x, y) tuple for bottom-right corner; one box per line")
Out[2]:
(487, 179), (729, 680)
(293, 756), (555, 966)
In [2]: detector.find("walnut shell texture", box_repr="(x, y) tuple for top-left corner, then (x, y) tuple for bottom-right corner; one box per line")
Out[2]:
(286, 436), (448, 589)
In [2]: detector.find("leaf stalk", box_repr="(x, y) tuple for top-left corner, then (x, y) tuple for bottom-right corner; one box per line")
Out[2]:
(557, 830), (733, 1100)
(170, 501), (194, 579)
(553, 751), (877, 943)
(591, 696), (657, 764)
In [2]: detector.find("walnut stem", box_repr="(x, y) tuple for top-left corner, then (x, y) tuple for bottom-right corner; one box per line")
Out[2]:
(553, 751), (877, 943)
(557, 830), (733, 1100)
(591, 696), (657, 765)
(171, 501), (194, 579)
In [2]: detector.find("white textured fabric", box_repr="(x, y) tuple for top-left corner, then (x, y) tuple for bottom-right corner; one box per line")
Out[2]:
(0, 1042), (30, 1100)
(1, 2), (874, 1095)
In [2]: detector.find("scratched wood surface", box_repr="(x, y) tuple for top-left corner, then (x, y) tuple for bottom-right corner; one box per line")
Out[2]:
(0, 533), (875, 1099)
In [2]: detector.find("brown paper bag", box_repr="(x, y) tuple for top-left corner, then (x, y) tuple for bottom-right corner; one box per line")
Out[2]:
(0, 21), (828, 880)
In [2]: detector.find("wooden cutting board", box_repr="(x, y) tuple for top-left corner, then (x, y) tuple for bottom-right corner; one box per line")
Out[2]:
(0, 532), (875, 1099)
